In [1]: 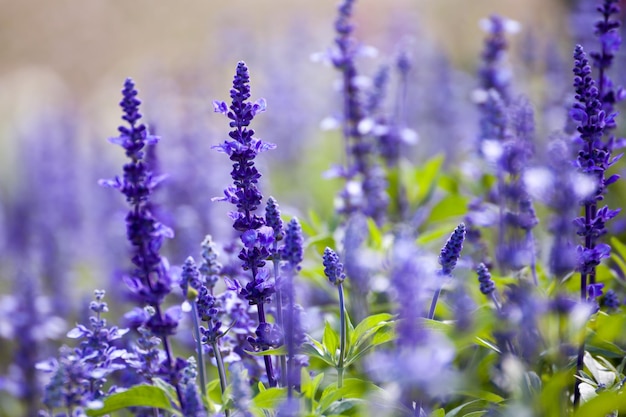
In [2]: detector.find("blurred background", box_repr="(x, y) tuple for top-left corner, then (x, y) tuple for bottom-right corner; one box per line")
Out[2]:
(0, 0), (623, 414)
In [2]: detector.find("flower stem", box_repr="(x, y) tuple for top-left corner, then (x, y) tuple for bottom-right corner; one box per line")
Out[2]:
(273, 255), (287, 387)
(257, 302), (277, 387)
(211, 341), (230, 417)
(338, 283), (346, 389)
(191, 302), (207, 397)
(427, 286), (442, 321)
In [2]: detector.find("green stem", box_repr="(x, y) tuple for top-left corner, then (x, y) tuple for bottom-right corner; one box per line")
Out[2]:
(211, 341), (230, 417)
(338, 283), (346, 389)
(191, 302), (207, 397)
(273, 255), (287, 387)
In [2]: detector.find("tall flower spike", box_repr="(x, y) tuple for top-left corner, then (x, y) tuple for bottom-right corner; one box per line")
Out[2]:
(99, 78), (183, 405)
(214, 61), (277, 387)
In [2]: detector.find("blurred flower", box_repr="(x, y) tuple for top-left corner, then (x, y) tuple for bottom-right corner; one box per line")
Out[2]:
(439, 223), (466, 276)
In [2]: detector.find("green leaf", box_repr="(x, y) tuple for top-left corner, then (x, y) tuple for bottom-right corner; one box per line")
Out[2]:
(301, 340), (336, 368)
(413, 153), (445, 205)
(574, 390), (626, 417)
(244, 346), (287, 356)
(318, 379), (376, 413)
(366, 217), (384, 249)
(444, 400), (480, 417)
(430, 409), (445, 417)
(86, 385), (179, 417)
(350, 313), (394, 347)
(322, 321), (340, 363)
(252, 387), (287, 409)
(427, 194), (469, 223)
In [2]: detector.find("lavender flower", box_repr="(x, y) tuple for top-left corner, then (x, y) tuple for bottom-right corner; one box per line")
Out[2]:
(602, 289), (621, 310)
(476, 263), (495, 296)
(428, 223), (466, 320)
(439, 223), (466, 276)
(478, 15), (518, 103)
(323, 247), (346, 285)
(214, 61), (277, 387)
(265, 197), (284, 244)
(99, 78), (183, 404)
(571, 45), (621, 288)
(199, 235), (222, 292)
(179, 358), (207, 417)
(280, 218), (305, 395)
(590, 0), (623, 118)
(328, 0), (389, 225)
(39, 291), (129, 416)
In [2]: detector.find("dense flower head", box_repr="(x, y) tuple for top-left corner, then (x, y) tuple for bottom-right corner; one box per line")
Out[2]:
(476, 263), (495, 295)
(180, 257), (202, 298)
(100, 79), (175, 333)
(179, 358), (207, 417)
(247, 322), (283, 352)
(323, 247), (346, 285)
(213, 61), (273, 235)
(265, 197), (284, 243)
(439, 223), (466, 276)
(281, 218), (304, 270)
(199, 235), (222, 291)
(603, 289), (621, 310)
(240, 268), (275, 305)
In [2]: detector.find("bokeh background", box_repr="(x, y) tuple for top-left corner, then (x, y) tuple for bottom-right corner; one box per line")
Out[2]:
(1, 0), (623, 414)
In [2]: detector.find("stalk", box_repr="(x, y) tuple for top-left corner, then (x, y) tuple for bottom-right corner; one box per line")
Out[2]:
(191, 302), (207, 397)
(273, 252), (287, 387)
(427, 285), (442, 320)
(211, 341), (230, 417)
(257, 301), (277, 387)
(337, 283), (347, 389)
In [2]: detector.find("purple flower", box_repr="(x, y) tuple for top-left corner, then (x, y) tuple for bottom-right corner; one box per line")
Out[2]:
(199, 235), (222, 291)
(179, 358), (207, 417)
(476, 263), (495, 295)
(587, 282), (605, 300)
(212, 61), (274, 236)
(439, 223), (466, 276)
(281, 218), (304, 270)
(478, 15), (516, 103)
(100, 78), (175, 321)
(100, 78), (183, 404)
(602, 289), (621, 310)
(265, 197), (284, 243)
(322, 247), (346, 285)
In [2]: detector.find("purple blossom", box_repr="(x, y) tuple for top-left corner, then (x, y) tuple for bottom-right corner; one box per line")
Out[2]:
(281, 218), (304, 270)
(476, 263), (496, 295)
(265, 197), (284, 244)
(322, 247), (346, 285)
(199, 235), (222, 292)
(439, 223), (466, 276)
(179, 358), (207, 417)
(212, 61), (273, 235)
(100, 78), (183, 404)
(602, 289), (621, 310)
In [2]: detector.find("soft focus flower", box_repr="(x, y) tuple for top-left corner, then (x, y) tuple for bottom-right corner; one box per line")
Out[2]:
(439, 223), (466, 276)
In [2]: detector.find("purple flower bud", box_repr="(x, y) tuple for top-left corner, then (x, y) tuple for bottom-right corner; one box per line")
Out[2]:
(323, 247), (346, 285)
(439, 223), (466, 276)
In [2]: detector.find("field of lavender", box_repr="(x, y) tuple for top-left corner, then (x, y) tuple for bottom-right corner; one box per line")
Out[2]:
(2, 0), (626, 416)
